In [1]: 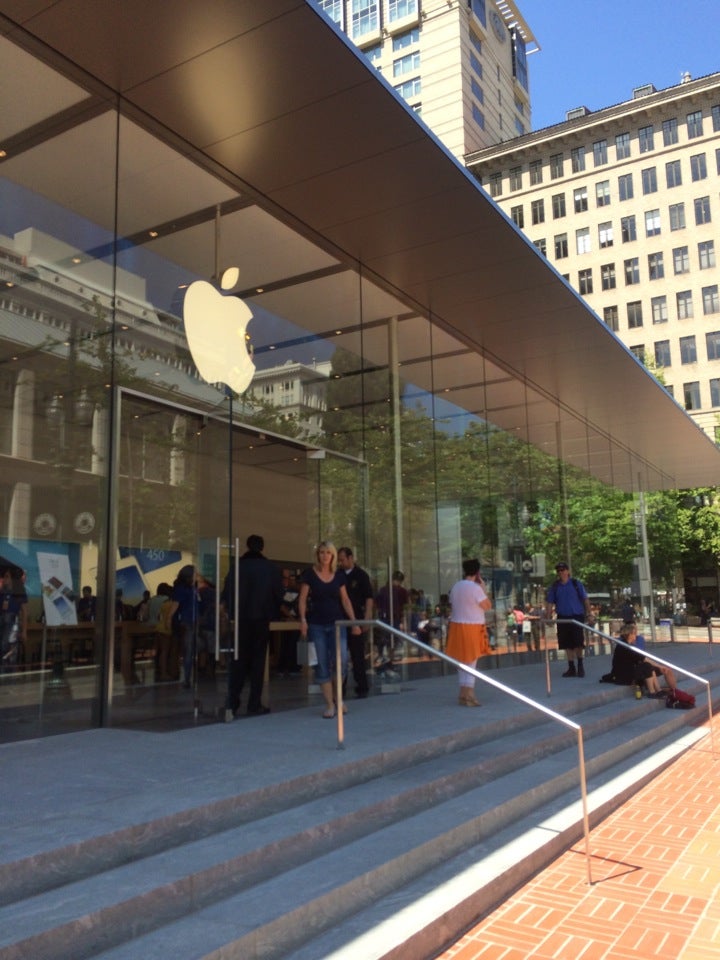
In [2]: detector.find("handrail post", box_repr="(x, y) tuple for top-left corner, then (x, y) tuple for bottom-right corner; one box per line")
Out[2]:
(577, 728), (593, 885)
(335, 623), (345, 750)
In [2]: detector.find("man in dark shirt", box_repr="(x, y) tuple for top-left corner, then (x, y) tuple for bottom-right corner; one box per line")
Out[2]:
(221, 534), (283, 717)
(337, 547), (374, 698)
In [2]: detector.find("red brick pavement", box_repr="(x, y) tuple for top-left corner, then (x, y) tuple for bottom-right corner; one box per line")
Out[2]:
(436, 714), (720, 960)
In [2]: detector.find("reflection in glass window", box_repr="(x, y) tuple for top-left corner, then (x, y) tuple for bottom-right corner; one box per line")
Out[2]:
(669, 202), (685, 231)
(596, 180), (610, 206)
(593, 139), (608, 165)
(618, 173), (633, 201)
(654, 340), (671, 366)
(677, 290), (693, 319)
(662, 117), (678, 145)
(604, 305), (619, 331)
(687, 110), (703, 138)
(388, 0), (417, 20)
(554, 233), (568, 258)
(641, 167), (657, 194)
(699, 240), (716, 269)
(552, 193), (566, 218)
(601, 263), (616, 290)
(673, 246), (689, 274)
(621, 215), (637, 242)
(665, 160), (682, 188)
(680, 335), (697, 364)
(351, 0), (379, 38)
(550, 153), (564, 178)
(651, 295), (668, 324)
(648, 252), (664, 280)
(576, 226), (590, 254)
(393, 27), (419, 50)
(624, 258), (640, 284)
(627, 301), (643, 328)
(695, 197), (711, 226)
(645, 209), (661, 236)
(706, 331), (720, 361)
(638, 124), (654, 152)
(616, 132), (631, 159)
(529, 159), (543, 184)
(703, 285), (720, 315)
(690, 153), (707, 181)
(683, 381), (701, 410)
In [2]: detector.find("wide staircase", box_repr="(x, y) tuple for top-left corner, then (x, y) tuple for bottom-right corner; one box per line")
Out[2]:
(0, 638), (718, 960)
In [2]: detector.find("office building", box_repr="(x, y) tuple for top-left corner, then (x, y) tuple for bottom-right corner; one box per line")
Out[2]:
(467, 72), (720, 438)
(315, 0), (537, 159)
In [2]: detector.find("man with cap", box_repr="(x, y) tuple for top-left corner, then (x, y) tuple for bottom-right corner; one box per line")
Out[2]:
(545, 562), (594, 677)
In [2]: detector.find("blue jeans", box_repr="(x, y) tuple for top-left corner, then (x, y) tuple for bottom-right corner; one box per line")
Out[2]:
(308, 622), (348, 685)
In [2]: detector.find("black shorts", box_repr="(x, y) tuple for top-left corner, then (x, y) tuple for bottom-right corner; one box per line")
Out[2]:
(556, 618), (585, 651)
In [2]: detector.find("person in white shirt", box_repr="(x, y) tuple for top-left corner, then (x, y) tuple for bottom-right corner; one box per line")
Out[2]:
(445, 559), (492, 707)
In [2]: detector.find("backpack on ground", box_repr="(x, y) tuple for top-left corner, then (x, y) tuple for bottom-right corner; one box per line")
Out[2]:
(665, 687), (695, 709)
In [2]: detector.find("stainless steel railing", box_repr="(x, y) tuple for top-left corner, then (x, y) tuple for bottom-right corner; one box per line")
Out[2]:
(333, 618), (594, 885)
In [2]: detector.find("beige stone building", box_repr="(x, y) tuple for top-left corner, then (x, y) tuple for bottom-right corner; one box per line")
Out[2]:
(467, 72), (720, 439)
(314, 0), (537, 159)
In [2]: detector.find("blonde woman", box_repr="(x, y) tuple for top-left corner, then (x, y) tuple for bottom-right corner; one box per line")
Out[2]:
(445, 559), (492, 706)
(298, 541), (361, 718)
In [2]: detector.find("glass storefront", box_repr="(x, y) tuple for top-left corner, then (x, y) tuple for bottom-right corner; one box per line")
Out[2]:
(0, 25), (696, 741)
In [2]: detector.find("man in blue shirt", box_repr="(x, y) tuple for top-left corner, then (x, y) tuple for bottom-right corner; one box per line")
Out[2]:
(545, 561), (594, 677)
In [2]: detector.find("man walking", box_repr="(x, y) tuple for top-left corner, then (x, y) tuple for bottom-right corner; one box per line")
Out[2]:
(545, 561), (594, 677)
(222, 534), (284, 716)
(337, 547), (374, 698)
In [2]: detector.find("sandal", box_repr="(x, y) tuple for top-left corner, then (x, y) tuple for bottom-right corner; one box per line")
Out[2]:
(322, 706), (336, 719)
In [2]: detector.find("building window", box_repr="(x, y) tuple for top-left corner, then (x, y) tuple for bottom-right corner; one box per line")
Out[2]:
(669, 202), (686, 231)
(629, 344), (645, 361)
(714, 104), (720, 131)
(394, 76), (421, 99)
(531, 198), (545, 225)
(578, 268), (593, 295)
(550, 153), (564, 179)
(680, 335), (697, 364)
(529, 159), (543, 185)
(471, 77), (484, 102)
(470, 0), (486, 26)
(595, 180), (610, 207)
(638, 124), (654, 152)
(662, 117), (678, 145)
(573, 186), (588, 213)
(690, 153), (707, 181)
(654, 340), (671, 366)
(488, 172), (502, 197)
(576, 227), (591, 255)
(598, 221), (614, 248)
(641, 167), (657, 194)
(687, 110), (703, 139)
(604, 305), (619, 331)
(711, 379), (720, 407)
(393, 50), (420, 76)
(552, 193), (566, 219)
(717, 147), (720, 174)
(624, 258), (640, 284)
(511, 205), (524, 228)
(665, 159), (682, 188)
(364, 42), (382, 66)
(703, 285), (720, 315)
(351, 0), (379, 38)
(621, 215), (637, 242)
(683, 381), (701, 410)
(533, 238), (547, 256)
(699, 240), (716, 269)
(706, 331), (720, 360)
(677, 290), (693, 319)
(651, 295), (668, 324)
(469, 29), (482, 56)
(601, 263), (616, 290)
(618, 173), (633, 201)
(593, 139), (608, 166)
(695, 197), (711, 225)
(615, 131), (631, 160)
(648, 251), (664, 280)
(673, 246), (689, 274)
(627, 301), (643, 328)
(388, 0), (417, 20)
(472, 103), (484, 128)
(509, 166), (522, 190)
(554, 233), (568, 259)
(645, 209), (661, 237)
(318, 0), (343, 26)
(393, 26), (419, 50)
(571, 145), (586, 172)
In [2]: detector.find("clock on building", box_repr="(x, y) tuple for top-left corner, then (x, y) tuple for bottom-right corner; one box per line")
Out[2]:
(490, 10), (506, 42)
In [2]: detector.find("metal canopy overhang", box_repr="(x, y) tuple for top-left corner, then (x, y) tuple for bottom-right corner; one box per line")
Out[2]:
(2, 0), (719, 491)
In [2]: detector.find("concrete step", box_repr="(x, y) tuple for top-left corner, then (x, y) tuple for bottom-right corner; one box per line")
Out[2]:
(0, 662), (716, 960)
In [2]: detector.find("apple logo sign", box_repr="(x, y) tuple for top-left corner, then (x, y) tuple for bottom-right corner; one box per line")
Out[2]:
(183, 267), (255, 394)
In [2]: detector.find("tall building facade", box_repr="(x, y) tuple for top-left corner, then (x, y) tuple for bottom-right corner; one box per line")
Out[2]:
(315, 0), (537, 158)
(467, 72), (720, 439)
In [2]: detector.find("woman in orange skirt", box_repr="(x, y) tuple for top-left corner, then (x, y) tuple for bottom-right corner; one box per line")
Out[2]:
(445, 559), (492, 706)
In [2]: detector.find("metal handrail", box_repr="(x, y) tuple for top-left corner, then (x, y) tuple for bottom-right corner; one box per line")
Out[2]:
(334, 618), (594, 885)
(551, 618), (715, 756)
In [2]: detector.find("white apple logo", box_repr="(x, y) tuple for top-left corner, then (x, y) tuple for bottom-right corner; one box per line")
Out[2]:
(183, 267), (255, 394)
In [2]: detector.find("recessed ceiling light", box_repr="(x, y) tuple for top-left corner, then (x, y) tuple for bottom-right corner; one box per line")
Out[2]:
(148, 230), (159, 238)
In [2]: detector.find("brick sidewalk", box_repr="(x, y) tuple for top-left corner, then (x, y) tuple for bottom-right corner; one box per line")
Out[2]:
(437, 715), (720, 960)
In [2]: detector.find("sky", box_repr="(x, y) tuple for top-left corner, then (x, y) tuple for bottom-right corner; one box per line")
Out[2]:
(517, 0), (720, 131)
